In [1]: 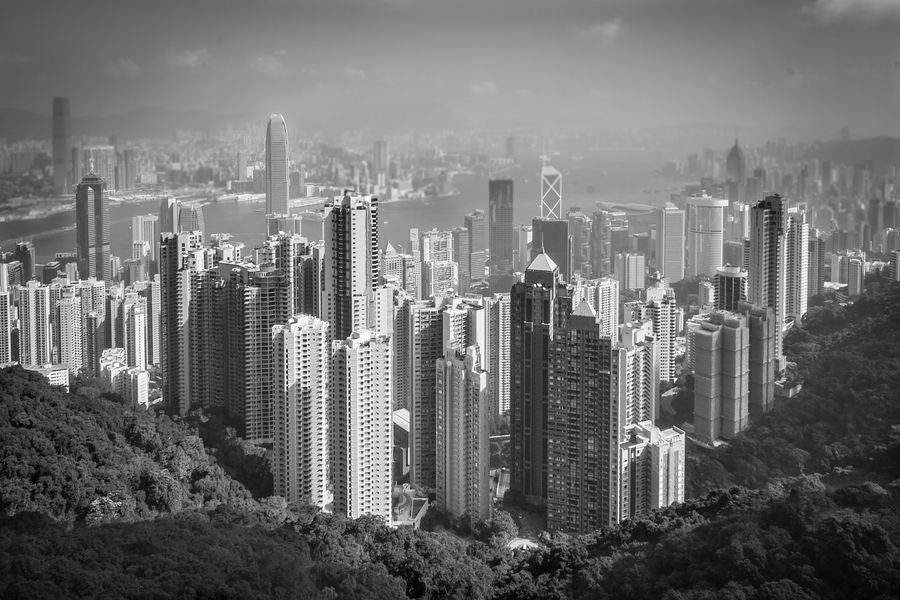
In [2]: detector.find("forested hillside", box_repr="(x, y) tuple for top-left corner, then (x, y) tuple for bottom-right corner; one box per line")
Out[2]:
(687, 282), (900, 497)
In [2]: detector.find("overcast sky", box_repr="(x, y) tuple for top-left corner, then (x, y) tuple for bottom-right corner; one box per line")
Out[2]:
(1, 0), (898, 139)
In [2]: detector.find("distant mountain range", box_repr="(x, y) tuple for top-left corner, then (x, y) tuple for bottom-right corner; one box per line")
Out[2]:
(0, 106), (247, 142)
(805, 136), (900, 174)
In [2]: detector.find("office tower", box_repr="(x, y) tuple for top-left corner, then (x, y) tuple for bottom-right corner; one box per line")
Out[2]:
(686, 194), (728, 277)
(18, 280), (53, 366)
(159, 231), (207, 415)
(656, 204), (685, 282)
(323, 193), (379, 341)
(738, 302), (777, 417)
(590, 210), (612, 277)
(714, 266), (748, 312)
(132, 214), (159, 261)
(158, 198), (181, 235)
(645, 282), (678, 383)
(435, 304), (491, 525)
(723, 240), (746, 271)
(56, 294), (83, 377)
(408, 298), (444, 489)
(693, 312), (750, 442)
(373, 140), (389, 177)
(120, 149), (136, 192)
(331, 330), (393, 521)
(178, 204), (205, 239)
(82, 147), (116, 190)
(489, 179), (515, 277)
(14, 242), (35, 283)
(567, 208), (592, 277)
(614, 252), (645, 291)
(52, 97), (71, 194)
(485, 293), (511, 415)
(423, 260), (458, 298)
(75, 171), (111, 281)
(451, 227), (470, 292)
(265, 114), (290, 215)
(725, 140), (746, 198)
(272, 315), (331, 509)
(464, 208), (488, 284)
(540, 164), (562, 219)
(0, 273), (10, 364)
(785, 211), (809, 322)
(748, 194), (787, 361)
(511, 252), (571, 505)
(531, 218), (572, 281)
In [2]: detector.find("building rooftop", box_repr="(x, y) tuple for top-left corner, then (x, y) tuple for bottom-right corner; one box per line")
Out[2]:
(526, 252), (558, 273)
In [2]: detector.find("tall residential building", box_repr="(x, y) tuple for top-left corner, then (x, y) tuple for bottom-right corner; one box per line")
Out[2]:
(159, 231), (207, 415)
(785, 210), (809, 322)
(0, 274), (11, 364)
(614, 252), (645, 292)
(331, 330), (393, 521)
(159, 198), (181, 235)
(686, 194), (728, 277)
(531, 218), (572, 281)
(489, 179), (515, 283)
(738, 302), (777, 417)
(572, 277), (619, 337)
(714, 266), (748, 312)
(485, 293), (511, 415)
(808, 230), (824, 297)
(464, 208), (488, 284)
(323, 193), (379, 341)
(890, 250), (900, 282)
(133, 214), (160, 265)
(748, 194), (787, 361)
(272, 315), (331, 509)
(18, 280), (53, 366)
(407, 298), (444, 489)
(122, 295), (147, 368)
(52, 97), (71, 195)
(75, 171), (110, 281)
(435, 306), (491, 525)
(540, 164), (562, 219)
(451, 227), (470, 292)
(693, 312), (750, 442)
(265, 114), (290, 215)
(656, 204), (685, 282)
(510, 252), (570, 505)
(645, 282), (678, 383)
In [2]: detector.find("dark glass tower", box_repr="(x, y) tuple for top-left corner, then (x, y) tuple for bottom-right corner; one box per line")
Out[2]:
(52, 97), (71, 195)
(75, 171), (110, 281)
(488, 179), (514, 274)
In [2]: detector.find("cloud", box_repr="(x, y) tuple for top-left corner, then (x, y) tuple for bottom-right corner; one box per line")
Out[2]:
(0, 50), (29, 67)
(251, 51), (287, 78)
(341, 67), (366, 81)
(164, 48), (211, 69)
(804, 0), (900, 25)
(469, 80), (498, 96)
(105, 57), (141, 79)
(588, 87), (614, 100)
(583, 18), (626, 44)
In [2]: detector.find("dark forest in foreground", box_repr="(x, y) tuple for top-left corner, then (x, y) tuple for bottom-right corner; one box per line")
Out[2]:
(2, 281), (900, 599)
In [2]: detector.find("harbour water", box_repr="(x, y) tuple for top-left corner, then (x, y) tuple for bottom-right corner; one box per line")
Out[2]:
(1, 149), (687, 262)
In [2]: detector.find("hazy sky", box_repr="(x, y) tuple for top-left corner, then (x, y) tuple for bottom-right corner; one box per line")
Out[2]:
(1, 0), (898, 139)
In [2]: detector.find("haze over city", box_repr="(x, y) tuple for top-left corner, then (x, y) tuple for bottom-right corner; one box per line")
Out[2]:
(2, 0), (899, 142)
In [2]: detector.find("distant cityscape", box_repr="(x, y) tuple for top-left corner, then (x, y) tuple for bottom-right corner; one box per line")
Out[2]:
(1, 96), (899, 535)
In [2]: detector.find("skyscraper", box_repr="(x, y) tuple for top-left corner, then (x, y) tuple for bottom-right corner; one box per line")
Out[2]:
(614, 252), (645, 291)
(373, 140), (389, 177)
(808, 229), (824, 298)
(0, 272), (11, 364)
(408, 298), (444, 489)
(714, 265), (748, 312)
(785, 210), (809, 322)
(464, 208), (488, 285)
(265, 114), (290, 216)
(725, 139), (746, 199)
(656, 204), (685, 282)
(488, 179), (514, 278)
(75, 171), (111, 282)
(52, 97), (71, 195)
(485, 293), (511, 415)
(686, 194), (728, 277)
(273, 315), (331, 509)
(323, 193), (379, 341)
(18, 281), (53, 367)
(540, 165), (562, 219)
(331, 330), (393, 521)
(748, 194), (786, 361)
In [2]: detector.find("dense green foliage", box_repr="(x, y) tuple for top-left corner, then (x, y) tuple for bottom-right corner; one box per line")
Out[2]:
(0, 366), (269, 524)
(2, 485), (898, 599)
(687, 283), (900, 497)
